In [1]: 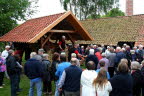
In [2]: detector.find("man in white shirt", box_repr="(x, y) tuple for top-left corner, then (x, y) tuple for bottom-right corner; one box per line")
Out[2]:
(1, 45), (10, 59)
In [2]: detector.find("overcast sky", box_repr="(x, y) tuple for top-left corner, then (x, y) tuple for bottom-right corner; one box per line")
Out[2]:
(30, 0), (144, 19)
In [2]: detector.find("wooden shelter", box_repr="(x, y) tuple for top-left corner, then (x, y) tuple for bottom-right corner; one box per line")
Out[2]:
(77, 14), (144, 46)
(0, 11), (93, 50)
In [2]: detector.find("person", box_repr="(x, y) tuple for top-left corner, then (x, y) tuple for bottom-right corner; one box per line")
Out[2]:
(38, 48), (45, 58)
(2, 45), (11, 79)
(141, 60), (144, 96)
(109, 62), (133, 96)
(71, 53), (80, 67)
(24, 53), (44, 96)
(81, 61), (98, 96)
(41, 54), (52, 95)
(51, 52), (61, 81)
(97, 53), (109, 71)
(58, 58), (82, 96)
(114, 47), (126, 70)
(14, 54), (23, 92)
(85, 49), (99, 70)
(55, 52), (71, 96)
(93, 68), (112, 96)
(96, 60), (110, 79)
(131, 61), (143, 96)
(2, 45), (10, 59)
(95, 47), (102, 61)
(130, 50), (138, 61)
(0, 52), (6, 88)
(137, 45), (144, 63)
(6, 50), (19, 96)
(106, 47), (116, 78)
(58, 35), (66, 53)
(105, 46), (111, 56)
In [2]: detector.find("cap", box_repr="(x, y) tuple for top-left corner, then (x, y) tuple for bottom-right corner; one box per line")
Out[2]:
(38, 48), (45, 52)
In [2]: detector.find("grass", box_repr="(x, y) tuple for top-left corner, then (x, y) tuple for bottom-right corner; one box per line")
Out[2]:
(0, 74), (56, 96)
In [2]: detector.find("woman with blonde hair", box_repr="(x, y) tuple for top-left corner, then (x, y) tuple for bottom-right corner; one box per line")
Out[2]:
(93, 68), (112, 96)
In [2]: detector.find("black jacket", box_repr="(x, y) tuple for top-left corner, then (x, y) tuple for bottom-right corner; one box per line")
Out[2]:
(6, 55), (19, 76)
(131, 69), (143, 96)
(51, 60), (60, 81)
(24, 58), (43, 79)
(109, 73), (133, 96)
(86, 55), (99, 68)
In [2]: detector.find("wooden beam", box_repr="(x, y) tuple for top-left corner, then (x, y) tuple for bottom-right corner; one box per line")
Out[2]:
(67, 33), (75, 44)
(49, 29), (76, 33)
(41, 33), (53, 48)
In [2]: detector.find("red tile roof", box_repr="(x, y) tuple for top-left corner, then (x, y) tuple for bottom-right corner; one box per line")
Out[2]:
(0, 12), (65, 43)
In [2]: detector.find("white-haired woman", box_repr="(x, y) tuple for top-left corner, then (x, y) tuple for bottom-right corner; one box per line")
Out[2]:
(131, 61), (143, 96)
(71, 53), (80, 67)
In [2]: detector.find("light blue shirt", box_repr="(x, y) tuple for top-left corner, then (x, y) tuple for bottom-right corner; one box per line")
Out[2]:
(96, 69), (110, 79)
(55, 62), (71, 82)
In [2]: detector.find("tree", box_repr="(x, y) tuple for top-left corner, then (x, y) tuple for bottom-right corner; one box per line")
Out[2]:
(0, 0), (38, 36)
(60, 0), (119, 20)
(103, 8), (125, 17)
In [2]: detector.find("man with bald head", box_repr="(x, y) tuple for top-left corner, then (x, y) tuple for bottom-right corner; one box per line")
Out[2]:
(58, 58), (82, 96)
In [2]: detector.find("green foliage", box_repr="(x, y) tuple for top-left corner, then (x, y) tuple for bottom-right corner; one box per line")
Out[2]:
(0, 0), (38, 36)
(103, 8), (125, 17)
(60, 0), (119, 20)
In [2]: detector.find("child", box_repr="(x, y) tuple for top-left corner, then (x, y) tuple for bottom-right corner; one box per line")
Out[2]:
(93, 68), (112, 96)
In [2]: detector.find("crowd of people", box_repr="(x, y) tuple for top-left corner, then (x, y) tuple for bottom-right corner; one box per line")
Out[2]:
(0, 43), (144, 96)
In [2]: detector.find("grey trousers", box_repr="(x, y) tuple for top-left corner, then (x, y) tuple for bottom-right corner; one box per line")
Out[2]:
(64, 90), (80, 96)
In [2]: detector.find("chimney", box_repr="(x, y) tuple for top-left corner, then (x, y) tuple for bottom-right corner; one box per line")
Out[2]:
(126, 0), (133, 16)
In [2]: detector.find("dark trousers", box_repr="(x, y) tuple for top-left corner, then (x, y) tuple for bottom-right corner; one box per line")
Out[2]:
(43, 81), (52, 92)
(0, 72), (4, 86)
(16, 73), (21, 90)
(10, 74), (18, 96)
(142, 87), (144, 96)
(108, 67), (115, 78)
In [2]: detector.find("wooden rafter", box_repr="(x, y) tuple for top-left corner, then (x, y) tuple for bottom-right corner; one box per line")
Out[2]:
(49, 29), (76, 33)
(41, 33), (53, 48)
(67, 33), (75, 44)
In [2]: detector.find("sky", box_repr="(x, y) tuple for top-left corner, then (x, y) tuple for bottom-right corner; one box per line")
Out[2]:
(29, 0), (144, 19)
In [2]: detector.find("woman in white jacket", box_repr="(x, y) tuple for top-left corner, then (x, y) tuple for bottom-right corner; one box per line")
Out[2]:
(81, 61), (98, 96)
(93, 68), (112, 96)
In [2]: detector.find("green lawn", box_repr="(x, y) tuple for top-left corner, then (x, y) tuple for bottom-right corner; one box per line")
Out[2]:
(0, 74), (56, 96)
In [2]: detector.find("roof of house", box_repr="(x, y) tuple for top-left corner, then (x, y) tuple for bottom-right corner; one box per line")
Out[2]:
(77, 15), (144, 46)
(0, 11), (93, 43)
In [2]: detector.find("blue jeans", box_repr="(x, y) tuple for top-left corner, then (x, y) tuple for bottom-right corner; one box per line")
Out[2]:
(55, 81), (59, 96)
(29, 78), (42, 96)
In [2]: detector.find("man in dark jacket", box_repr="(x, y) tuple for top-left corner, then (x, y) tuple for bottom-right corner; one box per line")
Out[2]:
(58, 58), (82, 96)
(115, 47), (126, 68)
(86, 49), (99, 70)
(41, 54), (51, 94)
(6, 50), (19, 96)
(24, 53), (43, 96)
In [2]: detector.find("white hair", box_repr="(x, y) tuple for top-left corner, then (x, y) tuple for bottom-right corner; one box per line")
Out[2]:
(5, 45), (10, 49)
(89, 49), (94, 55)
(42, 54), (49, 60)
(116, 47), (121, 50)
(131, 61), (140, 70)
(71, 53), (76, 58)
(30, 52), (37, 58)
